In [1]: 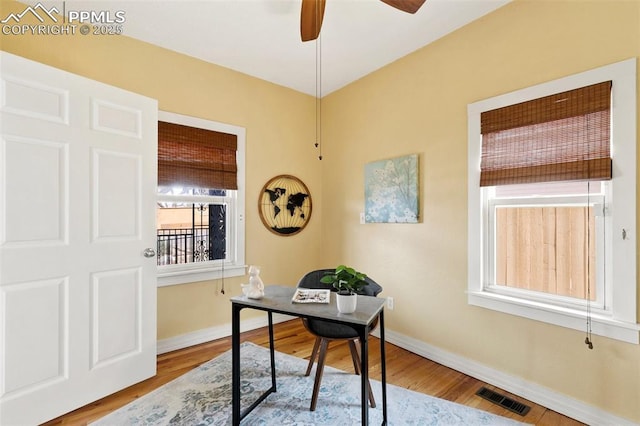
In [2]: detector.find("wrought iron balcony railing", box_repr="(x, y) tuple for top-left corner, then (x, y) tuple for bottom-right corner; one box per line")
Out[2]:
(157, 226), (210, 266)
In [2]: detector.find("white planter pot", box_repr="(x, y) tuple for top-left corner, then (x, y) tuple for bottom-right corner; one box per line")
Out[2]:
(336, 293), (357, 314)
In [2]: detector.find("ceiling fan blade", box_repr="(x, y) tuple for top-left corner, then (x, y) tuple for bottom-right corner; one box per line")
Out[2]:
(380, 0), (426, 14)
(301, 0), (326, 42)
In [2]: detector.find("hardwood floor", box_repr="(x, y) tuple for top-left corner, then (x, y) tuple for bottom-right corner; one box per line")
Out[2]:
(43, 320), (584, 425)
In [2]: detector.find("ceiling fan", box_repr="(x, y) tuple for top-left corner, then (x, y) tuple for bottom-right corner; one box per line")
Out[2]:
(300, 0), (427, 42)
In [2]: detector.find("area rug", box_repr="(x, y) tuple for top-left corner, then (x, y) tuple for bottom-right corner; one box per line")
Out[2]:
(92, 342), (526, 425)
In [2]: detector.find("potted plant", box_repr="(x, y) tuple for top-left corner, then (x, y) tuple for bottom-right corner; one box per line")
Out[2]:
(320, 265), (368, 313)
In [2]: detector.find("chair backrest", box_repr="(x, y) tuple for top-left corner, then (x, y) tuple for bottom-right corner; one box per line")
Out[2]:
(297, 269), (383, 339)
(296, 269), (383, 297)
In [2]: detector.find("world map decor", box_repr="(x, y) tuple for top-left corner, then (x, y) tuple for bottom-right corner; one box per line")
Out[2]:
(365, 154), (419, 223)
(259, 175), (312, 236)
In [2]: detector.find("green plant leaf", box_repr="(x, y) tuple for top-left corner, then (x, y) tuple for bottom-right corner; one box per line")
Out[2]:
(335, 265), (347, 273)
(319, 274), (335, 284)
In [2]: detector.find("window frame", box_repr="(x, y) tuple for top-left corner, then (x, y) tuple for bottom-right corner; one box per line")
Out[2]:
(467, 58), (639, 344)
(156, 111), (245, 287)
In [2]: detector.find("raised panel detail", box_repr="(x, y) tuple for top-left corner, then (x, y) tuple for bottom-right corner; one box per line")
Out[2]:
(1, 278), (68, 398)
(92, 150), (140, 241)
(1, 77), (69, 124)
(91, 269), (140, 368)
(91, 99), (142, 139)
(1, 136), (68, 246)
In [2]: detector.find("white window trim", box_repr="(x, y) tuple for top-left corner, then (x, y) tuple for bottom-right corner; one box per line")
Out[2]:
(156, 111), (246, 287)
(467, 58), (639, 344)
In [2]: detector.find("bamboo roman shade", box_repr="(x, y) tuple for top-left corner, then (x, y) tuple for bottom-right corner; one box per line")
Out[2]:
(479, 81), (612, 187)
(158, 121), (237, 190)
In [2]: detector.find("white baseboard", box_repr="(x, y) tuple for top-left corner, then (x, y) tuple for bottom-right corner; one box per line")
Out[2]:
(379, 328), (636, 426)
(159, 319), (634, 425)
(157, 313), (294, 354)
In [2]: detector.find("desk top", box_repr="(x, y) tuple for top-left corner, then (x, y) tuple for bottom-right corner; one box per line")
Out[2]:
(231, 285), (385, 327)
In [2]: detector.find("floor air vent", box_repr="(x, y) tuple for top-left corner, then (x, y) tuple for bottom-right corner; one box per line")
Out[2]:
(475, 387), (531, 416)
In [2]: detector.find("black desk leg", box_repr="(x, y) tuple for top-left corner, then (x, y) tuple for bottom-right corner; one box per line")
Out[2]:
(380, 310), (387, 425)
(268, 312), (276, 391)
(231, 304), (242, 426)
(359, 326), (369, 425)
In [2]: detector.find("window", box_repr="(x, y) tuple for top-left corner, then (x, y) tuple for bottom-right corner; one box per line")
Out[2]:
(487, 181), (607, 307)
(468, 59), (638, 344)
(157, 111), (245, 287)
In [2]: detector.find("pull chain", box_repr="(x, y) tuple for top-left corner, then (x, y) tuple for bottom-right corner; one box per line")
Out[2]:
(220, 207), (225, 294)
(584, 181), (593, 350)
(313, 2), (322, 160)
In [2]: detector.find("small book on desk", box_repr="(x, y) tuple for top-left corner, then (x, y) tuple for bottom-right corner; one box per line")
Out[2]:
(291, 288), (331, 304)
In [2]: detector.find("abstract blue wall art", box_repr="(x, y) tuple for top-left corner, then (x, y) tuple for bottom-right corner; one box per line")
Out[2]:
(364, 154), (419, 223)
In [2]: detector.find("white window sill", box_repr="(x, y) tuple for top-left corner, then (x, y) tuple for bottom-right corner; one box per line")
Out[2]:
(468, 290), (640, 344)
(158, 264), (246, 287)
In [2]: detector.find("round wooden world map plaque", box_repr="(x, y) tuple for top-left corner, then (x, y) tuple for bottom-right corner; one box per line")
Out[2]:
(258, 175), (312, 236)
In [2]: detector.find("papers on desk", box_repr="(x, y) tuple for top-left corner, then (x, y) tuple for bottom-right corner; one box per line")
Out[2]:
(291, 288), (331, 304)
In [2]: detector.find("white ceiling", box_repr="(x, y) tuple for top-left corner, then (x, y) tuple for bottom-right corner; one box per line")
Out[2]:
(45, 0), (511, 96)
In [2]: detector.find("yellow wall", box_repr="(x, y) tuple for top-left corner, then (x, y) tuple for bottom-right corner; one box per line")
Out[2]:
(320, 0), (640, 422)
(2, 0), (640, 422)
(0, 0), (323, 339)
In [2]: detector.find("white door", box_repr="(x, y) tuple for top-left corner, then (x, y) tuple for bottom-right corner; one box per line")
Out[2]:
(0, 52), (158, 425)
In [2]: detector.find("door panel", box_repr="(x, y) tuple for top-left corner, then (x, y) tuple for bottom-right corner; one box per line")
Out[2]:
(92, 150), (141, 240)
(2, 278), (67, 396)
(91, 268), (141, 368)
(92, 98), (143, 138)
(2, 136), (68, 245)
(1, 75), (69, 124)
(0, 52), (158, 425)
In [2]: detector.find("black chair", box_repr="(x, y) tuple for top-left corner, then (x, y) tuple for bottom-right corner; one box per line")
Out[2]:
(296, 269), (383, 411)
